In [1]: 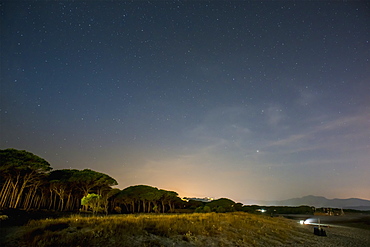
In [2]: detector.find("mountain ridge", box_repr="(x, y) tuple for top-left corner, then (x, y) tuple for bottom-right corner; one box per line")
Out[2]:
(259, 195), (370, 210)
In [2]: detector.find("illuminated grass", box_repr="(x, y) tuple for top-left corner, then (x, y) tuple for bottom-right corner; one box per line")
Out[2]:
(8, 212), (310, 246)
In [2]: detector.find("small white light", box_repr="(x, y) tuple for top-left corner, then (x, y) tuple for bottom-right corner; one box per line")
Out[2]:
(303, 219), (313, 225)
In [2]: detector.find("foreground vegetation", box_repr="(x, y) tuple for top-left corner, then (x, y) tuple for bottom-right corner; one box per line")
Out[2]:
(4, 212), (312, 247)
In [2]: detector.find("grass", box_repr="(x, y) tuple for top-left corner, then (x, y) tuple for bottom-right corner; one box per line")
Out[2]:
(4, 212), (312, 246)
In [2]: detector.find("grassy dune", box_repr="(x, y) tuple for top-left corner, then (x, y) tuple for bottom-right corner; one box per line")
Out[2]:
(4, 212), (314, 246)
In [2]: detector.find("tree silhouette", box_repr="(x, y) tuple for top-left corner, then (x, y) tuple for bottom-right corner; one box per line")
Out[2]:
(70, 169), (118, 196)
(0, 148), (190, 214)
(206, 198), (236, 212)
(48, 169), (81, 211)
(159, 190), (179, 213)
(0, 149), (51, 209)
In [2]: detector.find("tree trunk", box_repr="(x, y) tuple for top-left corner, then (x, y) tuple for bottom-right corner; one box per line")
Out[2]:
(13, 172), (35, 208)
(52, 191), (57, 210)
(9, 175), (21, 208)
(168, 202), (174, 213)
(65, 192), (72, 211)
(0, 178), (11, 207)
(0, 178), (12, 208)
(9, 185), (18, 208)
(22, 188), (33, 210)
(35, 194), (42, 210)
(13, 185), (24, 208)
(27, 187), (37, 210)
(161, 201), (166, 213)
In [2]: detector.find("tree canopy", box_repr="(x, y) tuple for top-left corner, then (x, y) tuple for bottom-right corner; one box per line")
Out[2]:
(0, 149), (185, 214)
(0, 148), (52, 174)
(0, 149), (119, 212)
(0, 148), (252, 215)
(71, 169), (118, 196)
(0, 149), (52, 209)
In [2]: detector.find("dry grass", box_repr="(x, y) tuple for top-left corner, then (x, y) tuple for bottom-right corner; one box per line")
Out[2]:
(5, 212), (310, 246)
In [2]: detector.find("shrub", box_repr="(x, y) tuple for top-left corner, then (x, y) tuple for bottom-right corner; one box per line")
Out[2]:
(203, 206), (211, 213)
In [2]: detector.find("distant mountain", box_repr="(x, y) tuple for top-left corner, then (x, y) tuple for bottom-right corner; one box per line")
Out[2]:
(261, 195), (370, 210)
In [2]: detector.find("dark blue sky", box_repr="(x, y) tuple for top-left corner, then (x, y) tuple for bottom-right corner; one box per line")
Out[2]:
(1, 1), (369, 203)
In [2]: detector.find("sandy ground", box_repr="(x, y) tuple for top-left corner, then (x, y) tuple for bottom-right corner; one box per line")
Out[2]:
(288, 224), (370, 247)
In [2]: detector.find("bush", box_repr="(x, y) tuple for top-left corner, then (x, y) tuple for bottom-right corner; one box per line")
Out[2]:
(216, 206), (225, 213)
(203, 206), (211, 213)
(0, 215), (9, 221)
(114, 206), (122, 214)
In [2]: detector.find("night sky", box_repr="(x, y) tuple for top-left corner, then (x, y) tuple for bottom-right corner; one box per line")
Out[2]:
(1, 1), (369, 203)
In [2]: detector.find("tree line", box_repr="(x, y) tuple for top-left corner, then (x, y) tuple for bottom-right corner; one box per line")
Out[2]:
(1, 148), (318, 215)
(0, 149), (119, 212)
(0, 149), (182, 214)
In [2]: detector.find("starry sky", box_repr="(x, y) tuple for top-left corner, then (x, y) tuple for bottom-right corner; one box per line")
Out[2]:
(1, 1), (369, 203)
